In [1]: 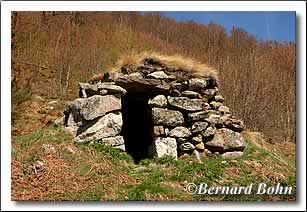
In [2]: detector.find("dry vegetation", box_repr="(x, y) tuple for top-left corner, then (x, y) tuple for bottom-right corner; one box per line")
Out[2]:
(10, 11), (297, 201)
(10, 12), (296, 201)
(9, 94), (295, 200)
(11, 11), (295, 145)
(114, 51), (219, 81)
(11, 97), (296, 201)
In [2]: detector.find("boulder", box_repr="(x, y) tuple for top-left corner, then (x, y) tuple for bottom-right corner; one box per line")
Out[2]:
(205, 128), (246, 152)
(177, 138), (188, 145)
(192, 150), (203, 162)
(54, 116), (65, 127)
(206, 114), (222, 126)
(169, 126), (192, 138)
(203, 88), (216, 99)
(222, 151), (244, 159)
(155, 83), (171, 93)
(214, 95), (224, 102)
(224, 117), (245, 132)
(116, 74), (166, 94)
(195, 142), (205, 151)
(108, 72), (122, 82)
(170, 89), (181, 97)
(96, 136), (125, 151)
(75, 112), (123, 143)
(148, 71), (169, 79)
(201, 126), (216, 138)
(179, 142), (195, 151)
(210, 101), (223, 110)
(152, 137), (177, 159)
(191, 134), (203, 143)
(218, 106), (230, 115)
(181, 90), (201, 99)
(97, 83), (127, 95)
(164, 128), (170, 136)
(69, 98), (85, 124)
(148, 95), (168, 108)
(220, 114), (232, 123)
(168, 96), (203, 112)
(98, 135), (125, 146)
(99, 89), (108, 95)
(187, 111), (208, 122)
(191, 121), (209, 134)
(79, 82), (98, 98)
(188, 78), (207, 90)
(152, 108), (184, 127)
(170, 82), (183, 91)
(128, 72), (144, 79)
(113, 144), (126, 152)
(203, 103), (211, 110)
(81, 95), (121, 121)
(66, 113), (79, 131)
(153, 126), (165, 136)
(79, 82), (127, 97)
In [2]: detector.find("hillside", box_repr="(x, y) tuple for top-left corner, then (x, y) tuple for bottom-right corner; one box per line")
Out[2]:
(11, 12), (296, 201)
(12, 96), (296, 201)
(12, 12), (295, 145)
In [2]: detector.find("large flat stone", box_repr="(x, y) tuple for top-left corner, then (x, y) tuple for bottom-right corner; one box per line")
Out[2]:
(205, 128), (246, 152)
(222, 151), (243, 159)
(81, 95), (121, 121)
(151, 137), (177, 159)
(191, 121), (209, 134)
(75, 112), (123, 143)
(168, 96), (204, 112)
(115, 75), (166, 94)
(188, 110), (219, 122)
(169, 127), (192, 138)
(187, 111), (208, 122)
(181, 90), (201, 99)
(148, 71), (169, 79)
(97, 83), (127, 95)
(98, 135), (125, 146)
(152, 108), (184, 127)
(148, 95), (168, 108)
(95, 136), (126, 151)
(188, 78), (207, 90)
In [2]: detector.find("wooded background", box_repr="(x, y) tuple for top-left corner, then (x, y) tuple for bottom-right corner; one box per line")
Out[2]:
(11, 12), (296, 144)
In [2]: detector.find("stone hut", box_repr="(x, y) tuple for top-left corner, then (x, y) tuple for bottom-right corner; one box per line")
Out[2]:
(61, 53), (246, 163)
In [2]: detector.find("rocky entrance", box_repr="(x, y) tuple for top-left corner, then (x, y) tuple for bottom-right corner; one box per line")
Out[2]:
(59, 54), (247, 163)
(121, 93), (153, 163)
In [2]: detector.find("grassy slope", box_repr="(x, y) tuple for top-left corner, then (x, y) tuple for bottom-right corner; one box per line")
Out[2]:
(11, 98), (296, 201)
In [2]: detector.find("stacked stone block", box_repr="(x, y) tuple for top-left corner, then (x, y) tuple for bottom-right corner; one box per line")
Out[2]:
(61, 56), (246, 160)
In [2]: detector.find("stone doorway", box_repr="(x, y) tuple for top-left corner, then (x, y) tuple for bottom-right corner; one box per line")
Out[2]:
(62, 53), (246, 163)
(121, 93), (154, 163)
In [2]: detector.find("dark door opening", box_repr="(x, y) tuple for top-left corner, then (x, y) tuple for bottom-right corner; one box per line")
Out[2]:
(121, 93), (153, 163)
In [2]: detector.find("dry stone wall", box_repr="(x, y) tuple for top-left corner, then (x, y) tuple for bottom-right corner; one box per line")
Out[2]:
(60, 57), (246, 161)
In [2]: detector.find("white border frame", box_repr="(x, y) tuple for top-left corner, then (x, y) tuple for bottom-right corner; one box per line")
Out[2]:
(1, 1), (306, 211)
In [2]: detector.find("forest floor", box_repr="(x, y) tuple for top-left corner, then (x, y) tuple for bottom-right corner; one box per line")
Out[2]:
(11, 95), (296, 201)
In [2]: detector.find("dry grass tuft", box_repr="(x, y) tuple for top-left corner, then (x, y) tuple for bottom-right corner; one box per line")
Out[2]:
(88, 73), (104, 84)
(113, 51), (219, 82)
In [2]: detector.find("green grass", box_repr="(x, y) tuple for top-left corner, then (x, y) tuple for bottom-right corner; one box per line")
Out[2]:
(12, 128), (296, 201)
(45, 185), (105, 201)
(57, 148), (77, 161)
(14, 127), (73, 149)
(83, 142), (134, 164)
(12, 85), (32, 106)
(124, 169), (168, 200)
